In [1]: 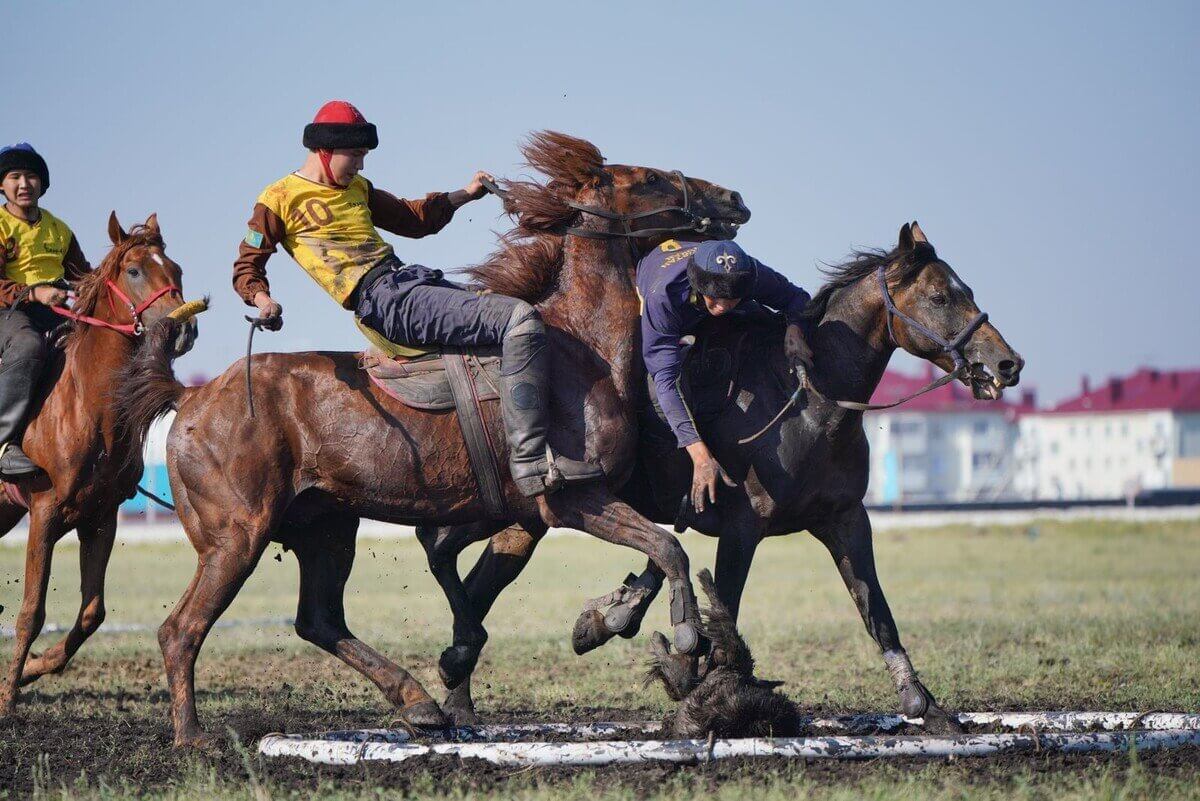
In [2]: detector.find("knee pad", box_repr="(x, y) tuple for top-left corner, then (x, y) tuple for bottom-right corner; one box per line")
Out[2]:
(505, 300), (543, 340)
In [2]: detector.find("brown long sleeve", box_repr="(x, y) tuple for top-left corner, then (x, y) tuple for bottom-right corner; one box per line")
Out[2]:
(0, 245), (20, 306)
(0, 277), (23, 307)
(0, 234), (90, 307)
(62, 234), (91, 282)
(366, 184), (459, 239)
(232, 203), (288, 305)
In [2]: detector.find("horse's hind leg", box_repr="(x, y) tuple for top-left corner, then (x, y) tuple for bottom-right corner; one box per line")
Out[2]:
(438, 520), (547, 723)
(291, 512), (447, 728)
(20, 509), (118, 685)
(811, 503), (961, 734)
(0, 512), (67, 716)
(415, 519), (511, 694)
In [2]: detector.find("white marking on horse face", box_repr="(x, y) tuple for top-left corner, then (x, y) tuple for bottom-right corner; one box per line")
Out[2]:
(152, 253), (165, 266)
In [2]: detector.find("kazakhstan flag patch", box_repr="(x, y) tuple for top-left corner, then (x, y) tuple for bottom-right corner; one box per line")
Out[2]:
(244, 229), (265, 248)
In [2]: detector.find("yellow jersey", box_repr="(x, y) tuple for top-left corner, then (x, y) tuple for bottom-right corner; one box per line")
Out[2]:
(0, 207), (75, 287)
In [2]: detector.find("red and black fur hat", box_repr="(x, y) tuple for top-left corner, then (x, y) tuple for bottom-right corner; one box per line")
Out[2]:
(302, 101), (378, 151)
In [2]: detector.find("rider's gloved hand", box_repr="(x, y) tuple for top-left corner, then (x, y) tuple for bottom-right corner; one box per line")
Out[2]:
(253, 291), (283, 331)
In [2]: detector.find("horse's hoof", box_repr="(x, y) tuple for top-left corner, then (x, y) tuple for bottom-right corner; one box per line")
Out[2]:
(572, 609), (616, 655)
(399, 700), (450, 729)
(900, 681), (963, 733)
(899, 681), (931, 718)
(174, 729), (220, 750)
(443, 683), (480, 725)
(673, 621), (701, 655)
(438, 646), (479, 690)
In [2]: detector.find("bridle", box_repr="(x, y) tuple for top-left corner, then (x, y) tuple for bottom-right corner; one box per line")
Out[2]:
(481, 171), (722, 241)
(564, 170), (716, 240)
(739, 263), (992, 443)
(52, 279), (181, 336)
(876, 265), (988, 376)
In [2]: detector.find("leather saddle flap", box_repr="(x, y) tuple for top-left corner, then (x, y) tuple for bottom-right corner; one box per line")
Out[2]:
(360, 346), (503, 411)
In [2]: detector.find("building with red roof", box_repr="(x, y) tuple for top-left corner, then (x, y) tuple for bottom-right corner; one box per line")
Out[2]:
(1014, 368), (1200, 500)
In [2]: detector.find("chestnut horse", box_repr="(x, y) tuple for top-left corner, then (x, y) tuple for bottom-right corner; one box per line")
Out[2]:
(116, 132), (750, 746)
(418, 222), (1024, 731)
(0, 213), (198, 716)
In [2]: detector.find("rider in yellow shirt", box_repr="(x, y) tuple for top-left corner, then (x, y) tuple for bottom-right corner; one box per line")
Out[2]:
(0, 143), (91, 478)
(233, 101), (603, 496)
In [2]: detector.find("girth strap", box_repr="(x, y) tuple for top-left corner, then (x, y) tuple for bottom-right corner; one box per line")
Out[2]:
(444, 353), (507, 518)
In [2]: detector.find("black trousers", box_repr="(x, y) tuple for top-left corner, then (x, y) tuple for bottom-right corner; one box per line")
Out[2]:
(0, 303), (56, 374)
(354, 263), (530, 349)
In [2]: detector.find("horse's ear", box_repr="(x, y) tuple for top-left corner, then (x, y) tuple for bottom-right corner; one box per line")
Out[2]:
(108, 211), (128, 245)
(897, 222), (914, 252)
(144, 212), (160, 234)
(910, 220), (929, 244)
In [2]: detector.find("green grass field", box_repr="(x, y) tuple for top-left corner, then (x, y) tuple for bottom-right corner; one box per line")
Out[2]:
(0, 518), (1198, 799)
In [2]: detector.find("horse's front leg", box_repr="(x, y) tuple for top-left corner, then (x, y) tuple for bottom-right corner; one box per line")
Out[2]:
(540, 487), (704, 655)
(711, 499), (765, 622)
(811, 503), (961, 733)
(20, 509), (118, 685)
(0, 509), (68, 715)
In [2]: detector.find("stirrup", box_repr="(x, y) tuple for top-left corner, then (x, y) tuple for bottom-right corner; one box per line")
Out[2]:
(545, 455), (605, 492)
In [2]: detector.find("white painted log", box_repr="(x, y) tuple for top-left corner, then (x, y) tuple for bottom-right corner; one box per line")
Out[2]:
(258, 710), (1200, 767)
(259, 728), (1200, 767)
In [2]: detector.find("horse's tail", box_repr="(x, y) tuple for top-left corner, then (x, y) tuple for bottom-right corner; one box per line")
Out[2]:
(116, 317), (191, 451)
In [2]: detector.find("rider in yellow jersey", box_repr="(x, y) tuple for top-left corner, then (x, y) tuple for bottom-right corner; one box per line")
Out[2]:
(233, 101), (603, 496)
(0, 144), (91, 478)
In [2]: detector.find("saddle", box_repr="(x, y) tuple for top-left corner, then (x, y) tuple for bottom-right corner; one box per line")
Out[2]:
(359, 346), (508, 518)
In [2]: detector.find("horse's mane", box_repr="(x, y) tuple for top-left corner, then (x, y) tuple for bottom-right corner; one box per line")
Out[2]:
(68, 225), (164, 338)
(802, 241), (938, 322)
(466, 131), (605, 304)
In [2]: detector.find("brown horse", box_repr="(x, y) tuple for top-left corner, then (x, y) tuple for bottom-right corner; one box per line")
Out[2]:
(115, 132), (750, 746)
(418, 222), (1024, 730)
(0, 213), (198, 716)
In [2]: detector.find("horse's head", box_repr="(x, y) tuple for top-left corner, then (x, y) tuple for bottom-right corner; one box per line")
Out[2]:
(504, 131), (750, 248)
(99, 212), (198, 357)
(882, 222), (1023, 399)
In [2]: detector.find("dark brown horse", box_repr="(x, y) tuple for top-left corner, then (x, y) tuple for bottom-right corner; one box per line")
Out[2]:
(419, 222), (1024, 730)
(0, 213), (198, 716)
(116, 132), (750, 747)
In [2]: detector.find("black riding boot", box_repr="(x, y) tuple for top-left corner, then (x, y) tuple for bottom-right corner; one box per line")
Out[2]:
(501, 308), (604, 497)
(0, 356), (44, 479)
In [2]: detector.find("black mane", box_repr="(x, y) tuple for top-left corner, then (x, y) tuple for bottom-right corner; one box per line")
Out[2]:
(802, 242), (939, 322)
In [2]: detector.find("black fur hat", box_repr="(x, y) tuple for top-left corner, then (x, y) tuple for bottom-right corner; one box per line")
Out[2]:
(0, 144), (49, 195)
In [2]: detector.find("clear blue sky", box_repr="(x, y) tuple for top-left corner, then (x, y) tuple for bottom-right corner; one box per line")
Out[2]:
(10, 1), (1198, 402)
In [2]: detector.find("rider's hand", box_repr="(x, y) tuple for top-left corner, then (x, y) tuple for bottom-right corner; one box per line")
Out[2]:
(463, 170), (495, 199)
(253, 291), (283, 331)
(31, 284), (67, 306)
(685, 441), (737, 512)
(785, 322), (813, 371)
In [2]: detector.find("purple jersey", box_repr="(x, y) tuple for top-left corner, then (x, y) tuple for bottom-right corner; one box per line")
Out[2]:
(636, 240), (810, 448)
